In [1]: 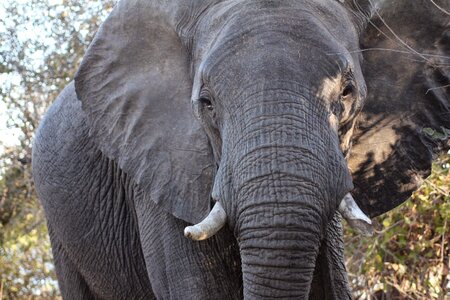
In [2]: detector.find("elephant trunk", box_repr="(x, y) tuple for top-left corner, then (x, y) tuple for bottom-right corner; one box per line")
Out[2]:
(238, 200), (323, 298)
(224, 93), (353, 298)
(235, 165), (335, 298)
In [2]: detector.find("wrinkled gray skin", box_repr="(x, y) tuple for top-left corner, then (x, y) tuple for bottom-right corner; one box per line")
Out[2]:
(32, 0), (449, 299)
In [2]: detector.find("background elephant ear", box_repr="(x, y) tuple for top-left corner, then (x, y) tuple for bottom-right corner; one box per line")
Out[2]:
(349, 0), (450, 218)
(74, 0), (214, 224)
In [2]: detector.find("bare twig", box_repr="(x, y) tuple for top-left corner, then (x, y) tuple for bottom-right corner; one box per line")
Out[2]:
(426, 84), (450, 94)
(429, 0), (450, 16)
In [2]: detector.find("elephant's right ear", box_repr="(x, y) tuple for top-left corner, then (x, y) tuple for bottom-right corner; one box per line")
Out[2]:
(348, 0), (449, 218)
(74, 0), (214, 224)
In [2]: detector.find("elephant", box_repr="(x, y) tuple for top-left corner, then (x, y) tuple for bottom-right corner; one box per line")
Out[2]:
(32, 0), (449, 298)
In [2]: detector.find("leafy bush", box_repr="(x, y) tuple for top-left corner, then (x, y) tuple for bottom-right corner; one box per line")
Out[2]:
(345, 153), (449, 299)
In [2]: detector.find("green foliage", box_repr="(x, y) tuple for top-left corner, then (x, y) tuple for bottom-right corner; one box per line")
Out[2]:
(0, 208), (58, 298)
(423, 127), (450, 141)
(345, 154), (450, 299)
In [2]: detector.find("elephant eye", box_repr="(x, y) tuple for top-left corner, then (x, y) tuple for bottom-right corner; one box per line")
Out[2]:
(198, 97), (213, 110)
(341, 83), (355, 100)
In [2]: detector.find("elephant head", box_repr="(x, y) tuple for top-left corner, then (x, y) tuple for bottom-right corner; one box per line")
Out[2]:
(74, 0), (449, 298)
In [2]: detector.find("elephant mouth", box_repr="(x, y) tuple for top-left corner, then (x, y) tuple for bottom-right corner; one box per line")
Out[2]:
(184, 193), (372, 241)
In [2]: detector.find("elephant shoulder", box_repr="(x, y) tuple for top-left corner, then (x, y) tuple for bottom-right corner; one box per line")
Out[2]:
(32, 82), (100, 197)
(36, 82), (88, 140)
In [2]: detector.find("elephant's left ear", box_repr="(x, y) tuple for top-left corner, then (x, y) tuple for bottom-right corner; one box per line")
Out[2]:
(348, 0), (450, 218)
(74, 0), (214, 224)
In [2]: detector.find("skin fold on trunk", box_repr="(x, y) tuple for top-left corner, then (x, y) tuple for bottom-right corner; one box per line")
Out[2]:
(236, 167), (336, 298)
(238, 199), (323, 298)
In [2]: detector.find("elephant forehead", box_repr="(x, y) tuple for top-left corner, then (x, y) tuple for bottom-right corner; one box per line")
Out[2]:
(197, 9), (356, 89)
(200, 0), (356, 47)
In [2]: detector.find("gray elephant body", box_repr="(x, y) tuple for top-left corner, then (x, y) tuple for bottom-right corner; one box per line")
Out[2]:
(33, 83), (244, 299)
(33, 0), (449, 298)
(34, 82), (349, 299)
(33, 83), (153, 298)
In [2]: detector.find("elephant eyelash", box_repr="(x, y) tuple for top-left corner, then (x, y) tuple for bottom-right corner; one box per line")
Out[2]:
(198, 86), (215, 110)
(340, 71), (356, 100)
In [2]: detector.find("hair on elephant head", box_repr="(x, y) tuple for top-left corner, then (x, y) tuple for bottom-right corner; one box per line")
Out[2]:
(34, 0), (449, 298)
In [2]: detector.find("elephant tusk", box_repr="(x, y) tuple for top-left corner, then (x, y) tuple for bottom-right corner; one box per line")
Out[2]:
(339, 193), (374, 236)
(184, 201), (227, 241)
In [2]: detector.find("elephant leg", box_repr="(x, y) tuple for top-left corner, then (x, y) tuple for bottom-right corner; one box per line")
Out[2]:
(309, 213), (352, 300)
(48, 227), (97, 300)
(134, 194), (243, 300)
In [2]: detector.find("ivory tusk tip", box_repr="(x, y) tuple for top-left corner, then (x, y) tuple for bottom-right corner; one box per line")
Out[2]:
(347, 219), (374, 237)
(184, 227), (193, 239)
(183, 202), (226, 241)
(184, 226), (206, 241)
(339, 193), (374, 236)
